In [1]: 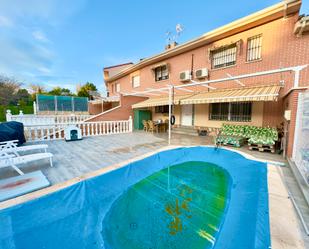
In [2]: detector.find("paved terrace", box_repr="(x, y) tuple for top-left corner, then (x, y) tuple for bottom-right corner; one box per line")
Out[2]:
(0, 131), (308, 248)
(0, 131), (286, 184)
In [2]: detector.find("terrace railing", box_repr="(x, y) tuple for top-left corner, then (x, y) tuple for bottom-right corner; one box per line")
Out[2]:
(23, 118), (133, 142)
(6, 110), (92, 126)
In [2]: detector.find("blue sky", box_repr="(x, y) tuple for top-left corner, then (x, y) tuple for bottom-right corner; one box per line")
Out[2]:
(0, 0), (308, 94)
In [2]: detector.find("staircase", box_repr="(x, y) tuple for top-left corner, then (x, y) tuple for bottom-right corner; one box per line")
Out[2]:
(172, 126), (199, 136)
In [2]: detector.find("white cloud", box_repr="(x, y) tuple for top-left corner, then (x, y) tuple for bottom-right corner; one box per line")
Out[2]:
(0, 0), (86, 89)
(32, 30), (50, 43)
(0, 15), (13, 27)
(37, 66), (51, 74)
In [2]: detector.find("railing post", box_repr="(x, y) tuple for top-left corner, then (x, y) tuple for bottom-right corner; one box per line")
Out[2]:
(129, 116), (133, 132)
(19, 110), (24, 116)
(6, 110), (12, 121)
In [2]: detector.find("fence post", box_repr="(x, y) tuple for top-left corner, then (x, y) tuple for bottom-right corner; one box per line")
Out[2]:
(72, 97), (75, 113)
(19, 110), (24, 116)
(129, 116), (133, 132)
(33, 101), (37, 115)
(6, 110), (12, 121)
(55, 96), (58, 114)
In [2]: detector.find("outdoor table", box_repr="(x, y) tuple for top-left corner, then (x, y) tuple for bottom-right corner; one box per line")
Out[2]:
(153, 121), (167, 133)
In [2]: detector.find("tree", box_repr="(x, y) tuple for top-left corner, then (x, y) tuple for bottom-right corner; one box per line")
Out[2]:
(48, 87), (73, 96)
(77, 82), (97, 99)
(29, 84), (46, 101)
(15, 89), (31, 106)
(0, 75), (21, 105)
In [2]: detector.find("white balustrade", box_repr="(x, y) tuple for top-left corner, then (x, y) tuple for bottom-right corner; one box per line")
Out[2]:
(23, 118), (133, 142)
(6, 110), (93, 126)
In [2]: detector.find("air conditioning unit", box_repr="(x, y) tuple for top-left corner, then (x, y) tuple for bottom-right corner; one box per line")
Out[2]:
(195, 68), (209, 79)
(179, 70), (191, 82)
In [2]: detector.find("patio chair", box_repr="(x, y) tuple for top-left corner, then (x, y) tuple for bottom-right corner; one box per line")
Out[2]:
(0, 140), (48, 156)
(0, 150), (53, 175)
(142, 120), (149, 132)
(147, 120), (158, 133)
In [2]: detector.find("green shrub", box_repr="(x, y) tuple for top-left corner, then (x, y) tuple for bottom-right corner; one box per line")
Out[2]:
(0, 105), (34, 122)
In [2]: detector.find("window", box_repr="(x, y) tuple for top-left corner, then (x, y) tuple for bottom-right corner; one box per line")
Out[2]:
(132, 75), (140, 88)
(115, 83), (120, 93)
(209, 103), (229, 121)
(155, 105), (169, 113)
(209, 102), (252, 122)
(247, 34), (262, 62)
(155, 65), (169, 81)
(211, 44), (237, 69)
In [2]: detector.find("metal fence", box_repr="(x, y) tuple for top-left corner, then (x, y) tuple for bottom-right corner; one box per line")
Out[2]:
(293, 90), (309, 185)
(36, 95), (88, 113)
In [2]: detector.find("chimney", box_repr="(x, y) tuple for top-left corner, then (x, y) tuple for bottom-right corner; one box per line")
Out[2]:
(165, 41), (178, 50)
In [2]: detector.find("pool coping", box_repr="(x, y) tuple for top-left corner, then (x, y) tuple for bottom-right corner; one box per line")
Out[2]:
(0, 145), (306, 249)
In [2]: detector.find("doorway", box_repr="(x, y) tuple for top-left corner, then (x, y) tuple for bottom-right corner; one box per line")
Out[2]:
(181, 104), (193, 126)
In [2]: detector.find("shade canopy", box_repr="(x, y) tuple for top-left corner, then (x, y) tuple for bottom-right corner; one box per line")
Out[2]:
(132, 85), (281, 108)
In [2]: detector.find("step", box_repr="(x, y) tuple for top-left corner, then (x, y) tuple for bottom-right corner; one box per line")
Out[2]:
(172, 126), (198, 136)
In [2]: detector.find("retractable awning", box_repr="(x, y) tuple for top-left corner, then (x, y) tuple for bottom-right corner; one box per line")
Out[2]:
(181, 85), (281, 104)
(132, 85), (281, 108)
(131, 94), (192, 108)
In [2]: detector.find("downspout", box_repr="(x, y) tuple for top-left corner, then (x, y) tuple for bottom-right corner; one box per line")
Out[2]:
(283, 0), (297, 18)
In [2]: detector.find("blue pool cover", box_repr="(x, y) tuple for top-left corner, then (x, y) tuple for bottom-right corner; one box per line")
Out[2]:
(0, 147), (270, 249)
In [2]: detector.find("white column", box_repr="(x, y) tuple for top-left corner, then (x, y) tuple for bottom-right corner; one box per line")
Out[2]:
(129, 115), (133, 132)
(294, 69), (300, 88)
(33, 101), (37, 115)
(6, 110), (12, 121)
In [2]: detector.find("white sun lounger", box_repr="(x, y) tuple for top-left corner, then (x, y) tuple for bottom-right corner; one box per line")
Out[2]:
(0, 140), (48, 156)
(0, 151), (53, 175)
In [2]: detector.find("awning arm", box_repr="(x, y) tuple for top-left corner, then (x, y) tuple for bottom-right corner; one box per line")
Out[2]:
(174, 64), (308, 90)
(226, 73), (245, 86)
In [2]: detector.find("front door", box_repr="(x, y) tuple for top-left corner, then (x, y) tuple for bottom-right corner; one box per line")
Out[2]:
(181, 104), (193, 126)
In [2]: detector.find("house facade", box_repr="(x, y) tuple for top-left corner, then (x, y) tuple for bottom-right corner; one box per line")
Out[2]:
(100, 0), (309, 158)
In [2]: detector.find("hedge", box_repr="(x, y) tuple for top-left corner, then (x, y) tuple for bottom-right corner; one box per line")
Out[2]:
(0, 105), (34, 122)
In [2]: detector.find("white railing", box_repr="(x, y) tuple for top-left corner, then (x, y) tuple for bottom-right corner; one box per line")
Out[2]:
(23, 118), (133, 142)
(6, 110), (92, 126)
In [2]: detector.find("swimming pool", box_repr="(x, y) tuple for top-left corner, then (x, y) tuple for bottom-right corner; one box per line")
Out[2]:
(0, 147), (270, 249)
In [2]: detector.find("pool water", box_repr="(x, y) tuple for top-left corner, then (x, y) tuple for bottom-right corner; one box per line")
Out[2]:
(102, 161), (231, 249)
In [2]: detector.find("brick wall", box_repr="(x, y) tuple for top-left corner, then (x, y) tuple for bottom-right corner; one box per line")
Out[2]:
(105, 12), (309, 158)
(107, 14), (309, 96)
(86, 95), (147, 122)
(88, 102), (114, 115)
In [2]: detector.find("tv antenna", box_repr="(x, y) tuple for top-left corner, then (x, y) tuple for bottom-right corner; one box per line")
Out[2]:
(165, 30), (173, 44)
(165, 24), (184, 44)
